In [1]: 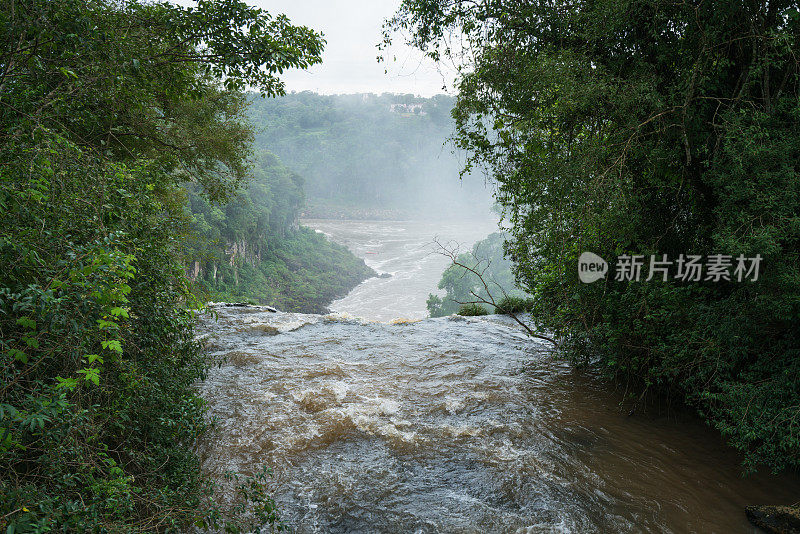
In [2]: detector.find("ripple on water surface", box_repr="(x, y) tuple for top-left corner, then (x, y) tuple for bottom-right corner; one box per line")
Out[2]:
(197, 306), (800, 533)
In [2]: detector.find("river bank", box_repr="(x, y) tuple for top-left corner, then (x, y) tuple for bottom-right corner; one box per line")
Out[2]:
(192, 225), (375, 314)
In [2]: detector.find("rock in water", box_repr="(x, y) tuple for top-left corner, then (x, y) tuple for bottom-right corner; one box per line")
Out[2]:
(745, 505), (800, 533)
(221, 302), (278, 312)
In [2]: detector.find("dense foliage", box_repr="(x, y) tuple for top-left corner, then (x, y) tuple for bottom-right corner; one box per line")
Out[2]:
(457, 303), (489, 317)
(389, 0), (800, 472)
(427, 232), (527, 317)
(494, 296), (535, 315)
(183, 151), (374, 313)
(248, 92), (493, 218)
(0, 0), (323, 530)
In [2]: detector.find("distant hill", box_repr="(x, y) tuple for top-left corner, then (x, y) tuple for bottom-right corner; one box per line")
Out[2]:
(248, 92), (495, 220)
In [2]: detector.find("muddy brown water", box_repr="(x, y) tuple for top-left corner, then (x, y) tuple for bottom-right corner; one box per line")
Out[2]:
(197, 220), (799, 533)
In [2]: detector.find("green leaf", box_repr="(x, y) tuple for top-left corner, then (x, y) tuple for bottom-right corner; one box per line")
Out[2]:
(77, 368), (100, 386)
(16, 317), (36, 330)
(8, 349), (27, 364)
(58, 66), (78, 79)
(97, 319), (118, 330)
(101, 340), (123, 353)
(55, 376), (78, 390)
(109, 306), (130, 318)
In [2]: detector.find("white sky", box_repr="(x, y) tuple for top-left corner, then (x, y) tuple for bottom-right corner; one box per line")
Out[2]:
(170, 0), (456, 95)
(249, 0), (452, 96)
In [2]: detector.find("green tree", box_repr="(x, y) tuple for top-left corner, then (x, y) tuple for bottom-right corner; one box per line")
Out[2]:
(428, 232), (524, 317)
(0, 0), (323, 530)
(247, 92), (494, 218)
(388, 1), (800, 472)
(182, 151), (375, 313)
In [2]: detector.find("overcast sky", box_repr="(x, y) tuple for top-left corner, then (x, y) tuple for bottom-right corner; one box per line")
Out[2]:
(235, 0), (453, 96)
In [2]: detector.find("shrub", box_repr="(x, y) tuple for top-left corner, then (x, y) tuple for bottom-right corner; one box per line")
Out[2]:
(457, 303), (489, 316)
(495, 295), (534, 314)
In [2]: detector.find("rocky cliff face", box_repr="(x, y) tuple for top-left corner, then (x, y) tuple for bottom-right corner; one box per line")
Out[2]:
(225, 238), (262, 267)
(189, 260), (201, 280)
(186, 237), (262, 283)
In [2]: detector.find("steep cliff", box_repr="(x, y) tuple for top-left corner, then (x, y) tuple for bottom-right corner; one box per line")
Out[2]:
(182, 151), (374, 312)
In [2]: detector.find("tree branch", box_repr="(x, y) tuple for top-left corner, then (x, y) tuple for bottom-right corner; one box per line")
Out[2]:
(431, 237), (558, 346)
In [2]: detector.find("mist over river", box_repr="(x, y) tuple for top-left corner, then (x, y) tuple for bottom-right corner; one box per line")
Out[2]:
(197, 220), (800, 533)
(302, 219), (500, 321)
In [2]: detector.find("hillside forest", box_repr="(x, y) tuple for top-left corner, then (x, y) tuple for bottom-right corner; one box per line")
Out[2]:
(249, 91), (494, 219)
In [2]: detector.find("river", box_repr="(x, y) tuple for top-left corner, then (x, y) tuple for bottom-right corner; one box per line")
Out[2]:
(197, 219), (800, 533)
(301, 219), (500, 321)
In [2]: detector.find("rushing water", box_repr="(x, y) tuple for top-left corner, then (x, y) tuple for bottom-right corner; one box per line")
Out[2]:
(197, 220), (800, 533)
(301, 219), (500, 322)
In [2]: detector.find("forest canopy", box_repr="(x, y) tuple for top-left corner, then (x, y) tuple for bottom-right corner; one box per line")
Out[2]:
(248, 92), (494, 219)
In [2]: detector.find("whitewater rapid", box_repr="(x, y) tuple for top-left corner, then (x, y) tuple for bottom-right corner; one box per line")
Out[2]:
(301, 219), (499, 322)
(197, 305), (800, 533)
